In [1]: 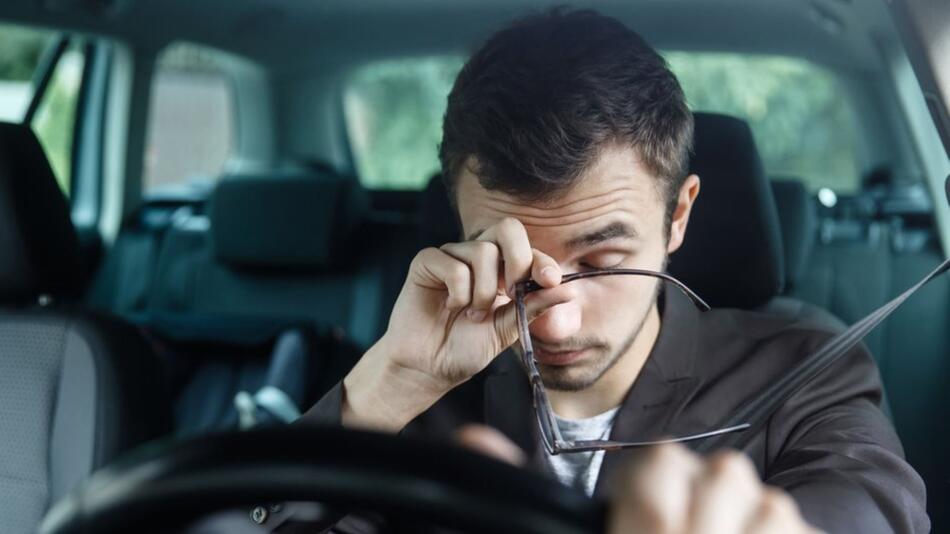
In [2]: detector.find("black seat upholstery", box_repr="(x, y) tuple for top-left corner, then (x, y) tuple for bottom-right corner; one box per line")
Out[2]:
(149, 174), (383, 346)
(0, 122), (170, 533)
(769, 179), (818, 295)
(668, 113), (786, 309)
(142, 174), (374, 435)
(420, 112), (811, 315)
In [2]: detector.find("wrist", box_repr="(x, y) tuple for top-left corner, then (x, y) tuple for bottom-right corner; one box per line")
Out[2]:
(341, 336), (452, 433)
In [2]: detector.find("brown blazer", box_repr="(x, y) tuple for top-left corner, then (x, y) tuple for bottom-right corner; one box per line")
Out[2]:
(283, 288), (929, 533)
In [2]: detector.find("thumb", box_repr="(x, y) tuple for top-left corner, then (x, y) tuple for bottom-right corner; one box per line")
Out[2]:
(492, 286), (572, 353)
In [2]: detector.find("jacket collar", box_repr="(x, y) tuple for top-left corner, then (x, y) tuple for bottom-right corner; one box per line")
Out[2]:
(482, 287), (703, 495)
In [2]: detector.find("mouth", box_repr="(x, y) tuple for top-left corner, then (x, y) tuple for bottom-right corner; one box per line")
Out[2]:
(533, 346), (590, 366)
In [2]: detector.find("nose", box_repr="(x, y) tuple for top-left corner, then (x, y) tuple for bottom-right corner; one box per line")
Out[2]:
(528, 284), (582, 344)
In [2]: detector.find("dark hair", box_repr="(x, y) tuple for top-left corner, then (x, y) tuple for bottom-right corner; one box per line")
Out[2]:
(439, 8), (693, 227)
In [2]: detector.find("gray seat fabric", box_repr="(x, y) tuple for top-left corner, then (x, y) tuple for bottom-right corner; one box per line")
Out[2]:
(0, 122), (170, 533)
(669, 113), (786, 309)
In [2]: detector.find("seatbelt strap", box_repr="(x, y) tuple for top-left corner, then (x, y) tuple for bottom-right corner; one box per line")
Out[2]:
(697, 257), (950, 453)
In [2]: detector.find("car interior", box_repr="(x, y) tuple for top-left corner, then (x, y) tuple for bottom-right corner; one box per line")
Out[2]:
(0, 0), (948, 532)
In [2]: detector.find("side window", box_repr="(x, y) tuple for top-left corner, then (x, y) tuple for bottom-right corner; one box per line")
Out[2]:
(665, 52), (862, 193)
(344, 56), (465, 190)
(0, 24), (85, 194)
(143, 43), (236, 196)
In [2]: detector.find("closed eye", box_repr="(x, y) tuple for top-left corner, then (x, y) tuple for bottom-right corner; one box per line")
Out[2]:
(578, 254), (626, 271)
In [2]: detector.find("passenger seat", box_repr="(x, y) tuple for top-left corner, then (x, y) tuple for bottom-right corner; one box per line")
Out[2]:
(0, 122), (170, 533)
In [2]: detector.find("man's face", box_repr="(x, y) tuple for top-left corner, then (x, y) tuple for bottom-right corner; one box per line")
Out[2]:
(457, 144), (693, 391)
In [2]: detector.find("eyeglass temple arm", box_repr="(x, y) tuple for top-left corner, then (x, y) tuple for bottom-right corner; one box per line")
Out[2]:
(557, 424), (752, 454)
(517, 269), (710, 311)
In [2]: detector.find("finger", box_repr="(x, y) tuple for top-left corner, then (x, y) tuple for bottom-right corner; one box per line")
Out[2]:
(491, 286), (573, 352)
(608, 443), (703, 534)
(411, 247), (472, 310)
(531, 248), (562, 289)
(455, 424), (526, 466)
(743, 489), (817, 534)
(478, 217), (534, 296)
(440, 241), (501, 319)
(689, 450), (762, 534)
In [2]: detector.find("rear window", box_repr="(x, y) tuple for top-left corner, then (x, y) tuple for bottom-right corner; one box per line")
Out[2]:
(344, 52), (862, 193)
(143, 42), (236, 196)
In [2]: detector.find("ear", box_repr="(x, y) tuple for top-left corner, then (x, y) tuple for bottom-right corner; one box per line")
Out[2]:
(666, 174), (700, 254)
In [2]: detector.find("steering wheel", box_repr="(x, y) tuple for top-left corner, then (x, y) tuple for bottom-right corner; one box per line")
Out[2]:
(39, 426), (606, 534)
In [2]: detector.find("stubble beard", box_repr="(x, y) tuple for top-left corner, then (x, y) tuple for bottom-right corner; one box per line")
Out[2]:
(540, 281), (661, 392)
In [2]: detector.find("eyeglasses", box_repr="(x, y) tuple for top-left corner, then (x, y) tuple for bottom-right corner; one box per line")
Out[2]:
(514, 269), (750, 455)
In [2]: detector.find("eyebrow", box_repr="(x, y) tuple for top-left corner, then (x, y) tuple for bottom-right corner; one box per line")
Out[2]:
(564, 221), (638, 251)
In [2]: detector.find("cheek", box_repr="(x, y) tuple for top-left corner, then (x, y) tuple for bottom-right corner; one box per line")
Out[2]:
(579, 277), (659, 332)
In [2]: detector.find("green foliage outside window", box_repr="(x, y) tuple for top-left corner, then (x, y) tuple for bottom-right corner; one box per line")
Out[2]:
(32, 49), (84, 195)
(0, 25), (49, 81)
(666, 52), (860, 192)
(0, 24), (82, 195)
(344, 52), (862, 193)
(345, 56), (464, 190)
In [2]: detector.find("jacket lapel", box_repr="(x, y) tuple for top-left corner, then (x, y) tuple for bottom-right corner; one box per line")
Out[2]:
(482, 288), (703, 492)
(482, 352), (547, 469)
(593, 288), (701, 497)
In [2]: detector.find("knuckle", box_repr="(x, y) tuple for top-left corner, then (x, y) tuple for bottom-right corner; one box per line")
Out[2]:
(472, 239), (497, 254)
(708, 450), (755, 479)
(648, 443), (689, 467)
(474, 285), (496, 305)
(507, 246), (533, 270)
(760, 488), (797, 517)
(414, 247), (440, 265)
(629, 502), (675, 534)
(497, 216), (523, 234)
(473, 241), (499, 264)
(447, 264), (471, 288)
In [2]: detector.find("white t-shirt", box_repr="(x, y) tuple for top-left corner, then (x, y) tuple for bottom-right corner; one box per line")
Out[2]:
(543, 406), (621, 496)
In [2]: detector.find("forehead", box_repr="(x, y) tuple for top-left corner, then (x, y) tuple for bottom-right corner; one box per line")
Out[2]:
(456, 145), (664, 243)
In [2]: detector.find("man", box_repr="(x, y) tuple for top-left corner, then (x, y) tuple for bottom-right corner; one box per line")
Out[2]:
(283, 8), (928, 533)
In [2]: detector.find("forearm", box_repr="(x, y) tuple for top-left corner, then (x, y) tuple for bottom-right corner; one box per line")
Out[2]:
(340, 337), (454, 433)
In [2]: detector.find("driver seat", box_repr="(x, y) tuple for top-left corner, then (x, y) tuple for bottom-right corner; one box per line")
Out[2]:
(0, 122), (171, 533)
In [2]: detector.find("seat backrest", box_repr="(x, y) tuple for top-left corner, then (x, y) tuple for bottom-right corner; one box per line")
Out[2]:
(667, 112), (786, 309)
(418, 112), (790, 311)
(143, 173), (382, 435)
(150, 173), (384, 347)
(0, 122), (170, 533)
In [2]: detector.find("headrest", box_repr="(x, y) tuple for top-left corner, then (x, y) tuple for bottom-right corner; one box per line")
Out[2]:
(770, 179), (817, 290)
(210, 174), (368, 271)
(667, 112), (785, 309)
(418, 173), (462, 247)
(419, 113), (784, 309)
(0, 122), (84, 301)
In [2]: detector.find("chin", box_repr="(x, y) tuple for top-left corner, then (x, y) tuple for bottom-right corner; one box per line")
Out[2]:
(540, 362), (608, 392)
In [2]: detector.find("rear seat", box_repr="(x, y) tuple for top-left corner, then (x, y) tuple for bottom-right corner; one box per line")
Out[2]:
(85, 173), (394, 436)
(770, 178), (949, 522)
(150, 173), (384, 348)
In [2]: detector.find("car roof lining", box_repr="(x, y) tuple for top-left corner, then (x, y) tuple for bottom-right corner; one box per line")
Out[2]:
(0, 0), (899, 75)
